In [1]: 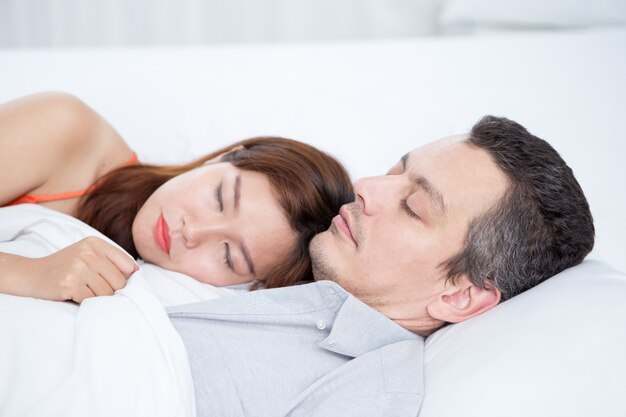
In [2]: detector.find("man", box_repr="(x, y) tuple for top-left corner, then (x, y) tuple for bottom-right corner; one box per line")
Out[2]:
(169, 116), (594, 417)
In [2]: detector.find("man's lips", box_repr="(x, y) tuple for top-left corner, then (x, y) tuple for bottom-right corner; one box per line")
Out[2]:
(155, 213), (171, 255)
(333, 206), (356, 245)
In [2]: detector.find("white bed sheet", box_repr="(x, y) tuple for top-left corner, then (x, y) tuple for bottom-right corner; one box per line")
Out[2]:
(1, 29), (625, 417)
(1, 28), (623, 272)
(0, 205), (236, 417)
(0, 273), (194, 417)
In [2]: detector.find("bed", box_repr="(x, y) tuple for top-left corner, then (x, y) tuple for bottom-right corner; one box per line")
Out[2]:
(1, 22), (625, 417)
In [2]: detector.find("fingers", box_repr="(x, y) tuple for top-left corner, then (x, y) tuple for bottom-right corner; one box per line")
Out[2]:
(22, 236), (139, 303)
(71, 283), (96, 304)
(59, 263), (112, 302)
(62, 237), (138, 302)
(88, 236), (138, 279)
(85, 270), (115, 297)
(89, 251), (128, 293)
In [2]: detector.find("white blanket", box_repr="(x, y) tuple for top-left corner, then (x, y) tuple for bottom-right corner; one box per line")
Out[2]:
(0, 204), (235, 417)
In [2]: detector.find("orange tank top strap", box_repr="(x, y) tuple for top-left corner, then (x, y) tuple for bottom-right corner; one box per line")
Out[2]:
(2, 152), (139, 207)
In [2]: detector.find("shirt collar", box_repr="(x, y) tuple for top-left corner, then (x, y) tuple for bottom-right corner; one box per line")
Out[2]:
(316, 283), (423, 358)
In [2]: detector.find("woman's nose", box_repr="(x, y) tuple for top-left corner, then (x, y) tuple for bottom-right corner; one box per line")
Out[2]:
(353, 176), (401, 216)
(181, 216), (228, 247)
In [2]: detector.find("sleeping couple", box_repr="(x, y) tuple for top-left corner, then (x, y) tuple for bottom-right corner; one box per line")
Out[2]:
(0, 93), (594, 416)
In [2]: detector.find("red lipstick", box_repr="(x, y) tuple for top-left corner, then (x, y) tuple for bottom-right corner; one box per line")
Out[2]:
(155, 213), (171, 255)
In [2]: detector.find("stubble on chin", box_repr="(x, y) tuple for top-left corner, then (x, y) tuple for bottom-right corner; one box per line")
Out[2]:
(309, 234), (338, 283)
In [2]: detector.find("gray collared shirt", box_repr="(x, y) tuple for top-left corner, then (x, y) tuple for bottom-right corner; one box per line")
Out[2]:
(168, 280), (424, 417)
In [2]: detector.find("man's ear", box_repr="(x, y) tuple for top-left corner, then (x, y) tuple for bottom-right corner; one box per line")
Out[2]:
(426, 277), (501, 324)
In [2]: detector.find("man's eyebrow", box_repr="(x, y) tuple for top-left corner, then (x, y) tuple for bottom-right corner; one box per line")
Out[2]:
(414, 177), (446, 216)
(401, 153), (409, 170)
(404, 152), (446, 216)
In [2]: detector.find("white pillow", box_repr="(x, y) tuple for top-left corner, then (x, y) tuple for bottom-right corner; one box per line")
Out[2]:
(440, 0), (626, 32)
(421, 260), (626, 417)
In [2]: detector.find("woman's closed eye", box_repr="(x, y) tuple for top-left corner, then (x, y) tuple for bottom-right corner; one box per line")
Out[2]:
(223, 242), (234, 270)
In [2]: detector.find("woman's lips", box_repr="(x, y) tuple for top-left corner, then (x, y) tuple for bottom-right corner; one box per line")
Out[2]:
(155, 213), (171, 255)
(333, 207), (356, 245)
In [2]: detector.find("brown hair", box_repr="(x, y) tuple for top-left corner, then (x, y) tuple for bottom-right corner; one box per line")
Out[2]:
(77, 137), (354, 289)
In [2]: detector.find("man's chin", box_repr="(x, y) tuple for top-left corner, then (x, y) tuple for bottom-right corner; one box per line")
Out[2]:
(309, 232), (338, 282)
(308, 230), (329, 254)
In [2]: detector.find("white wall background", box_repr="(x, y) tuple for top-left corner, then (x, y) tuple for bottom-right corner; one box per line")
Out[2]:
(3, 0), (626, 48)
(0, 0), (443, 47)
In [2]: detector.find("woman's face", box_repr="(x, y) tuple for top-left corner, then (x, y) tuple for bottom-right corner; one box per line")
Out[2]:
(132, 162), (297, 286)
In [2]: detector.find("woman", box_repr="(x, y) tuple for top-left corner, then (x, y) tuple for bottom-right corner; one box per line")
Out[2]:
(0, 92), (353, 302)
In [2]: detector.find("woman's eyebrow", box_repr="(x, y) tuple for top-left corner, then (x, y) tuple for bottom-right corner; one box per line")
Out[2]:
(240, 243), (256, 276)
(234, 174), (241, 210)
(233, 174), (254, 275)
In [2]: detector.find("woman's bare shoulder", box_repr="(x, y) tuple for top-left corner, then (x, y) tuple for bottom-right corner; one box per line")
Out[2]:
(0, 92), (133, 211)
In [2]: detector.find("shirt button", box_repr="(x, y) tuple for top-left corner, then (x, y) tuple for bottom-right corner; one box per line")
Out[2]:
(316, 320), (326, 330)
(328, 341), (337, 347)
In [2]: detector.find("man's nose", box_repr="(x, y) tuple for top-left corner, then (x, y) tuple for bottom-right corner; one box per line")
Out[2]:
(353, 175), (401, 216)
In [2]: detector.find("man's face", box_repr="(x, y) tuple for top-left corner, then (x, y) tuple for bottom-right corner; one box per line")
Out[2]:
(309, 135), (509, 333)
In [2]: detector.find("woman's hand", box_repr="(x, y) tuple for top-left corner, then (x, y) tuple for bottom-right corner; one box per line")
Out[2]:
(4, 236), (138, 303)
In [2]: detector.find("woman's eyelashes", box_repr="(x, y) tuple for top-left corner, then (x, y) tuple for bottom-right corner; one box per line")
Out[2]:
(223, 242), (234, 270)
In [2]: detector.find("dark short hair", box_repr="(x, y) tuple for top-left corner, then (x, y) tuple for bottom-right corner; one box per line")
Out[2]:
(442, 116), (594, 301)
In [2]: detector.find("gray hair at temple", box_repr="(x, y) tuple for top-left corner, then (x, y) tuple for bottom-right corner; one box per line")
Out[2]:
(442, 115), (595, 301)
